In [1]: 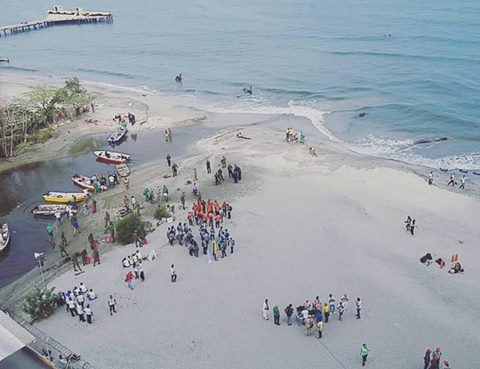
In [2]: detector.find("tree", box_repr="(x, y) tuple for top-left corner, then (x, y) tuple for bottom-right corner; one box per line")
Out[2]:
(21, 286), (63, 321)
(25, 85), (57, 127)
(115, 214), (145, 245)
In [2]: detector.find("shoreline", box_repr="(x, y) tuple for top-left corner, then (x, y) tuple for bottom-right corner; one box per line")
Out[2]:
(1, 71), (480, 368)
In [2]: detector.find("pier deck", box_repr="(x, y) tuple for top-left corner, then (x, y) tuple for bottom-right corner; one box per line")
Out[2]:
(0, 13), (113, 37)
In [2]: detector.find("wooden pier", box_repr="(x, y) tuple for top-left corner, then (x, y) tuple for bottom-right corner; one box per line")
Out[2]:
(0, 6), (113, 38)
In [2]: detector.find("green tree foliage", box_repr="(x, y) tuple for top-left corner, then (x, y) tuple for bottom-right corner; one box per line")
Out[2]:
(0, 78), (94, 158)
(153, 204), (171, 220)
(115, 213), (145, 245)
(21, 286), (63, 321)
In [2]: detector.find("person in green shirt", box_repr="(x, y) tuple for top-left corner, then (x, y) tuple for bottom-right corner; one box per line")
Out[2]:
(272, 305), (280, 325)
(360, 343), (369, 366)
(46, 223), (54, 243)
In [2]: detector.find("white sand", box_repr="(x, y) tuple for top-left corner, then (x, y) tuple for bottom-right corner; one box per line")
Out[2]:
(32, 121), (480, 369)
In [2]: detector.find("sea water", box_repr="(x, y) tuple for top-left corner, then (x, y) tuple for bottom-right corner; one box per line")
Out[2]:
(0, 0), (479, 169)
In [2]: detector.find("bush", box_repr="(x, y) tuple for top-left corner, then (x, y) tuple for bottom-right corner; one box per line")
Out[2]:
(30, 127), (56, 144)
(22, 286), (62, 321)
(115, 213), (144, 245)
(153, 204), (171, 220)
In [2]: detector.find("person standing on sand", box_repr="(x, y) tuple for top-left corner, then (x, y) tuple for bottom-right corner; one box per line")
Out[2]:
(356, 297), (362, 319)
(340, 293), (349, 310)
(262, 299), (269, 320)
(360, 344), (369, 366)
(84, 305), (93, 324)
(124, 176), (129, 191)
(410, 219), (416, 236)
(428, 171), (434, 185)
(323, 303), (330, 322)
(72, 254), (82, 273)
(125, 271), (134, 290)
(273, 305), (280, 325)
(194, 168), (198, 181)
(170, 264), (177, 282)
(460, 175), (466, 189)
(60, 232), (68, 257)
(338, 301), (345, 321)
(316, 320), (324, 339)
(181, 192), (186, 210)
(447, 173), (455, 187)
(206, 159), (211, 174)
(424, 349), (432, 369)
(67, 298), (76, 317)
(108, 295), (117, 315)
(328, 294), (336, 314)
(76, 304), (85, 323)
(221, 156), (227, 168)
(166, 154), (171, 167)
(93, 248), (100, 266)
(284, 304), (294, 325)
(172, 162), (178, 177)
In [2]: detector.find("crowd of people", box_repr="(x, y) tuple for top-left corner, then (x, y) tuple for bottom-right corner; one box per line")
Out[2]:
(63, 282), (98, 324)
(285, 127), (305, 144)
(428, 171), (468, 190)
(423, 348), (451, 369)
(166, 198), (236, 262)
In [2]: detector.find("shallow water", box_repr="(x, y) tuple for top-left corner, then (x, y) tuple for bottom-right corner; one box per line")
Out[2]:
(0, 127), (210, 288)
(1, 0), (479, 168)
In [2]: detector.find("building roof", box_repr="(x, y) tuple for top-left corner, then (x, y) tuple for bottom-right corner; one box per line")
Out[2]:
(0, 311), (35, 361)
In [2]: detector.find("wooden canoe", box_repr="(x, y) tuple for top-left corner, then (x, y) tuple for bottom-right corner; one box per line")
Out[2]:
(43, 191), (89, 204)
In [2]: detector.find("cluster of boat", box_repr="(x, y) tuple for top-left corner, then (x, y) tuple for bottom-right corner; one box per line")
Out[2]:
(30, 150), (131, 219)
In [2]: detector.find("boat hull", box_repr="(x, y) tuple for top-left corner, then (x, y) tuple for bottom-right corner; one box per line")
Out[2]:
(0, 224), (10, 252)
(93, 150), (130, 164)
(43, 191), (89, 204)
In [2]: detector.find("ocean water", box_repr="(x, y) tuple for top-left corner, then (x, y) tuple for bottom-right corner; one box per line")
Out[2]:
(1, 0), (480, 169)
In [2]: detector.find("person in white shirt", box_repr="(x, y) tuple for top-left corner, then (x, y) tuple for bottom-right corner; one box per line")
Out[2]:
(79, 282), (87, 294)
(340, 293), (349, 309)
(108, 295), (117, 316)
(356, 297), (362, 319)
(122, 257), (130, 268)
(428, 171), (434, 185)
(54, 209), (62, 224)
(328, 294), (336, 314)
(135, 250), (143, 261)
(76, 294), (85, 308)
(87, 289), (97, 301)
(76, 304), (85, 322)
(83, 305), (93, 324)
(262, 299), (269, 320)
(170, 264), (177, 282)
(67, 298), (76, 317)
(460, 175), (466, 189)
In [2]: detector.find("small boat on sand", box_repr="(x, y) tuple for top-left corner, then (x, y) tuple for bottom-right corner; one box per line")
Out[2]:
(43, 191), (89, 204)
(0, 57), (9, 63)
(93, 150), (130, 164)
(107, 127), (127, 145)
(72, 175), (108, 192)
(116, 163), (130, 177)
(31, 204), (75, 217)
(0, 223), (11, 252)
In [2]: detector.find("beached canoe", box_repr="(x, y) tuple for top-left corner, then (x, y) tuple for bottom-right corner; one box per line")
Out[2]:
(93, 150), (130, 164)
(31, 204), (75, 217)
(72, 175), (108, 192)
(116, 163), (130, 177)
(43, 191), (89, 204)
(107, 127), (127, 144)
(0, 223), (11, 252)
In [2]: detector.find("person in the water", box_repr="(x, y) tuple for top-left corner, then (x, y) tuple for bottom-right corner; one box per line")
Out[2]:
(175, 73), (182, 82)
(243, 85), (252, 95)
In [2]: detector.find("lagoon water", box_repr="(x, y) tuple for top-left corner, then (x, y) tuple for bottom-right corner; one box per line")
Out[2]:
(1, 0), (479, 169)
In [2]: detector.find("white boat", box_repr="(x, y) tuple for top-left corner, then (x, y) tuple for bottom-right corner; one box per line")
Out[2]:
(31, 204), (74, 217)
(0, 223), (10, 252)
(107, 127), (127, 144)
(116, 163), (130, 177)
(93, 150), (130, 164)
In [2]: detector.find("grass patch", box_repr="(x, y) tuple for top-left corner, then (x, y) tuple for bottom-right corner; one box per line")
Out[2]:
(69, 136), (100, 155)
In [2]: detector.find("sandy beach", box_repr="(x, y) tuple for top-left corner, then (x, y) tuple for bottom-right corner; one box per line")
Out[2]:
(1, 73), (480, 369)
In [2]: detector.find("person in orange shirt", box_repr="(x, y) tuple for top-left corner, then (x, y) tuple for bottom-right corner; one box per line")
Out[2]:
(215, 214), (222, 228)
(202, 213), (208, 225)
(187, 212), (193, 226)
(208, 213), (214, 227)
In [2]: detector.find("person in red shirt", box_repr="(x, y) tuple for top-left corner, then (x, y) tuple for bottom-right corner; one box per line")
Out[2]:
(125, 271), (134, 290)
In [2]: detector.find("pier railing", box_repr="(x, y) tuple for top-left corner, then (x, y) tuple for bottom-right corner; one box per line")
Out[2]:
(8, 311), (96, 369)
(0, 14), (113, 38)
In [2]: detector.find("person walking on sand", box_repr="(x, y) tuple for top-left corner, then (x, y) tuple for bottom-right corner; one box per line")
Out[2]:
(172, 162), (178, 177)
(305, 316), (314, 336)
(323, 303), (330, 322)
(428, 171), (434, 185)
(424, 349), (432, 369)
(410, 219), (416, 236)
(360, 344), (369, 366)
(262, 299), (269, 320)
(194, 168), (198, 181)
(180, 192), (186, 210)
(166, 154), (171, 167)
(221, 155), (227, 168)
(60, 232), (69, 257)
(206, 159), (211, 174)
(273, 305), (280, 325)
(125, 271), (134, 290)
(405, 216), (412, 232)
(316, 320), (324, 339)
(84, 304), (93, 324)
(46, 223), (54, 243)
(108, 295), (117, 315)
(93, 248), (100, 266)
(447, 173), (455, 187)
(76, 304), (85, 322)
(356, 297), (362, 319)
(460, 175), (466, 189)
(284, 304), (294, 325)
(124, 176), (129, 191)
(170, 264), (177, 282)
(72, 254), (82, 273)
(338, 301), (345, 321)
(328, 293), (336, 314)
(431, 348), (442, 369)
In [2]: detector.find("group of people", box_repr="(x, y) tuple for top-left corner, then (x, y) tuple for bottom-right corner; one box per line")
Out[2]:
(63, 282), (97, 324)
(263, 294), (367, 365)
(420, 252), (464, 275)
(206, 156), (243, 185)
(285, 127), (305, 144)
(113, 112), (135, 126)
(404, 216), (416, 236)
(428, 171), (467, 190)
(423, 348), (451, 369)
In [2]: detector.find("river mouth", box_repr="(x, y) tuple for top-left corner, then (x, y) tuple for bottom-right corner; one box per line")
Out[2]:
(0, 125), (212, 288)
